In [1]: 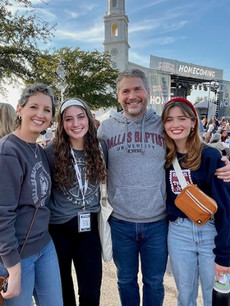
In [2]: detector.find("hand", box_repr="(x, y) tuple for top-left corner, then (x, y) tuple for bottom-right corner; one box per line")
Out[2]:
(215, 156), (230, 182)
(1, 262), (21, 299)
(215, 263), (230, 281)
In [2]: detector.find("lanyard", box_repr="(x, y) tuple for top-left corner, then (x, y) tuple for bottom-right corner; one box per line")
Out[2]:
(70, 148), (88, 210)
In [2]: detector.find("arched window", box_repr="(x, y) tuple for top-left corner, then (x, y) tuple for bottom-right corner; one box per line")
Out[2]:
(111, 23), (118, 36)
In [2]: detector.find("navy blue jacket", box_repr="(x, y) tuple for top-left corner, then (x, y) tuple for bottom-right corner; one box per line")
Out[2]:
(166, 145), (230, 267)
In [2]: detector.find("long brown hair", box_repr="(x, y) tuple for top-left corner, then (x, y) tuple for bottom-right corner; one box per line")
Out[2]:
(161, 99), (205, 170)
(52, 98), (106, 189)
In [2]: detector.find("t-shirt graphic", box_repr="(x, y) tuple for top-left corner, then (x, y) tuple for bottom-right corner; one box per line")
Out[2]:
(169, 169), (192, 195)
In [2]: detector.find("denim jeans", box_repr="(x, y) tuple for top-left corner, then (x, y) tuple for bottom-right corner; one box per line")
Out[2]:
(168, 218), (217, 306)
(4, 240), (63, 306)
(109, 217), (168, 306)
(0, 263), (8, 277)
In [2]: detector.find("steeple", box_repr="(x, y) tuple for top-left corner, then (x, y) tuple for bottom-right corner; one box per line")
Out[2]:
(104, 0), (130, 71)
(107, 0), (125, 15)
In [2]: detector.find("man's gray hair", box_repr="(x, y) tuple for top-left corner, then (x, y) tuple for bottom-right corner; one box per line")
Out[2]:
(116, 69), (149, 92)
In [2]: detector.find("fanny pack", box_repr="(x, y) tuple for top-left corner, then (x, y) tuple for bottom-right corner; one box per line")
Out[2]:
(173, 157), (217, 226)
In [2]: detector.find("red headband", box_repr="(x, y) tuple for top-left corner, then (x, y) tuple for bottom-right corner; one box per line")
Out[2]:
(163, 97), (197, 118)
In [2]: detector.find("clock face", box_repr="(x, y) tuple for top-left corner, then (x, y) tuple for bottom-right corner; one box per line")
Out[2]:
(110, 48), (119, 57)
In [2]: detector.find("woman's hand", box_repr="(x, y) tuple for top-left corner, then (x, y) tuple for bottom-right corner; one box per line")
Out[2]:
(1, 262), (21, 299)
(215, 156), (230, 182)
(215, 263), (230, 281)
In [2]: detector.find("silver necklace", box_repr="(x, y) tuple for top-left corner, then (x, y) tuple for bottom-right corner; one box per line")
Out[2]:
(26, 142), (38, 158)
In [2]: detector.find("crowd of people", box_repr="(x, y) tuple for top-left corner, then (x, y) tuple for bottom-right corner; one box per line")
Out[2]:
(201, 116), (230, 158)
(0, 69), (230, 306)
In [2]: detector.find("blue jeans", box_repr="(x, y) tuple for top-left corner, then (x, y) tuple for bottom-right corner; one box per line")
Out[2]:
(168, 218), (217, 306)
(109, 217), (168, 306)
(5, 240), (63, 306)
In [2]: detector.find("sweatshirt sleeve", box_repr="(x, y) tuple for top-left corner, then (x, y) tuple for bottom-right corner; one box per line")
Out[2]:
(204, 151), (230, 267)
(0, 153), (23, 267)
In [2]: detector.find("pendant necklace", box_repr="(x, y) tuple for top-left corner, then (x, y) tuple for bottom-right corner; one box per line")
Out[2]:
(26, 142), (38, 158)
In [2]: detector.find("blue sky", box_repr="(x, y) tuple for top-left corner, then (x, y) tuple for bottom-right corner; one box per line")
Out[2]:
(3, 0), (230, 107)
(38, 0), (230, 79)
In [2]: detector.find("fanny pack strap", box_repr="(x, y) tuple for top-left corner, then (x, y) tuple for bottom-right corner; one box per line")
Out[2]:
(172, 157), (188, 189)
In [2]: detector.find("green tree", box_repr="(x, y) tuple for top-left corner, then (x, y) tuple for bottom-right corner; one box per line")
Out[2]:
(0, 0), (55, 84)
(27, 47), (119, 110)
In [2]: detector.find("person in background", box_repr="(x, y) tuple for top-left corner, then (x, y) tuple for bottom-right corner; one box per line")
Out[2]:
(221, 129), (228, 143)
(161, 97), (230, 305)
(201, 116), (208, 131)
(209, 133), (226, 156)
(220, 117), (228, 131)
(208, 120), (218, 135)
(45, 98), (106, 306)
(0, 102), (16, 138)
(97, 68), (230, 306)
(0, 84), (63, 306)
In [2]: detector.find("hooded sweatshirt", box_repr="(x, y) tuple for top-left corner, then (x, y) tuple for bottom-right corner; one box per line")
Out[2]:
(97, 109), (167, 223)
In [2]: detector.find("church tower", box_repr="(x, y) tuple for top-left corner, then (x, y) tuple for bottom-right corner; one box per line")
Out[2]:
(104, 0), (130, 71)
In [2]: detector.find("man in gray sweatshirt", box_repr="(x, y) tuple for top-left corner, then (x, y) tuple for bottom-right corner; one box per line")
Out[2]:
(98, 69), (230, 306)
(98, 69), (167, 306)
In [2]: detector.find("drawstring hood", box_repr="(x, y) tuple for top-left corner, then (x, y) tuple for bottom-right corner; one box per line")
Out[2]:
(124, 116), (128, 153)
(141, 114), (146, 154)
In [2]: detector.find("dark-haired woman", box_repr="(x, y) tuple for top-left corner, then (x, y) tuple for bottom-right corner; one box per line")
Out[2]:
(45, 98), (106, 306)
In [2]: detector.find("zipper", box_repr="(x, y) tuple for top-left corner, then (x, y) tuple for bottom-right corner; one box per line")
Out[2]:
(185, 189), (217, 214)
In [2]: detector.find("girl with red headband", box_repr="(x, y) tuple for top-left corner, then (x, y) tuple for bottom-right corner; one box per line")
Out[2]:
(161, 97), (230, 305)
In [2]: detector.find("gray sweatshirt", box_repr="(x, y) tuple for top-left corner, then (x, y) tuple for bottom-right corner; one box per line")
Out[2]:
(0, 134), (51, 268)
(97, 109), (167, 223)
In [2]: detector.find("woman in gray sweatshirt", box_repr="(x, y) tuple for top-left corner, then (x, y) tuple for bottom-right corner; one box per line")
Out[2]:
(0, 84), (62, 306)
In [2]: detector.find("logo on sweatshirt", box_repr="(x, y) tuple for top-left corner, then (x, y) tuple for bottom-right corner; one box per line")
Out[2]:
(31, 161), (51, 206)
(106, 131), (165, 153)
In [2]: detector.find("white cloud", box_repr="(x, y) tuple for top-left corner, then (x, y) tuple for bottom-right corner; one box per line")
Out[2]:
(129, 16), (188, 34)
(82, 4), (98, 12)
(55, 23), (104, 43)
(129, 51), (149, 67)
(35, 7), (57, 20)
(67, 11), (80, 19)
(140, 0), (169, 9)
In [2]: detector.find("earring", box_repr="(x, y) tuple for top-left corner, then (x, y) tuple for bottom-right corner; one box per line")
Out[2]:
(191, 127), (194, 132)
(18, 115), (22, 120)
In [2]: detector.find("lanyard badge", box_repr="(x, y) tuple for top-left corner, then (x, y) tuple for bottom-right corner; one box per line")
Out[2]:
(78, 211), (91, 232)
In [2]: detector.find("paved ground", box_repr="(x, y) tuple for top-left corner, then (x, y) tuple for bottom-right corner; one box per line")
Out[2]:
(72, 260), (204, 305)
